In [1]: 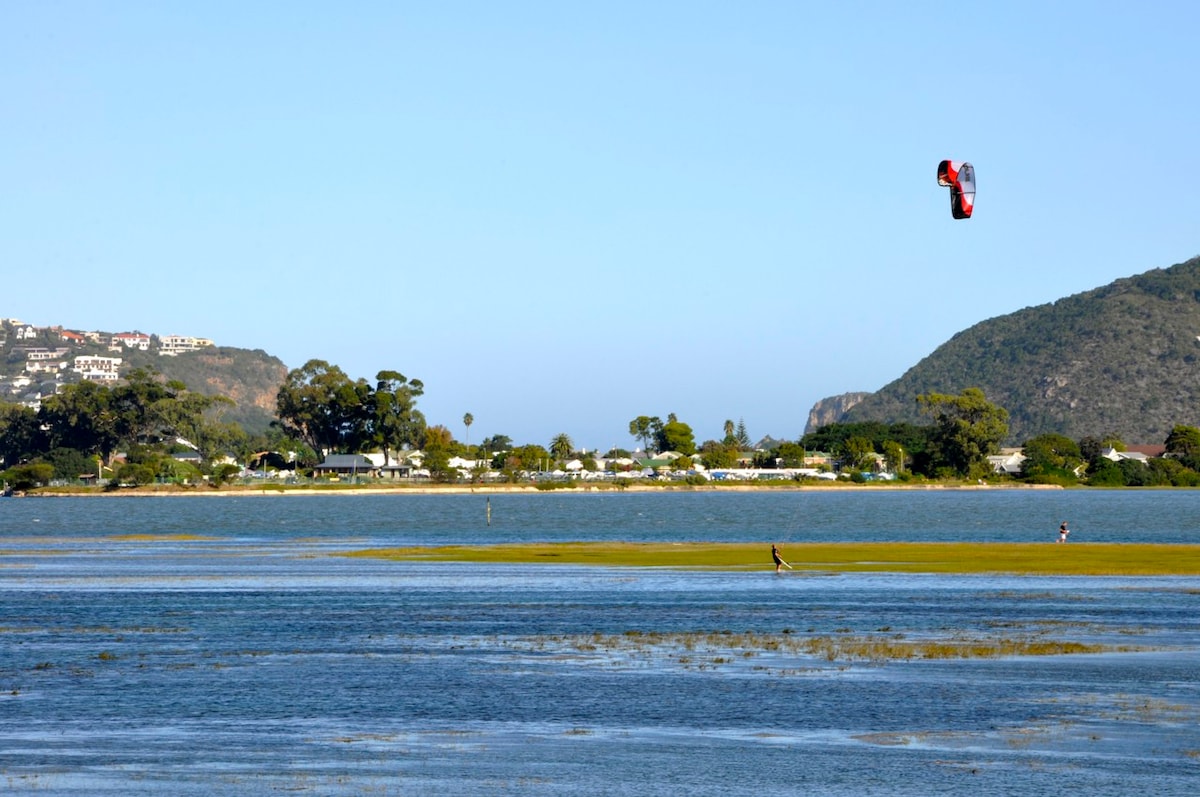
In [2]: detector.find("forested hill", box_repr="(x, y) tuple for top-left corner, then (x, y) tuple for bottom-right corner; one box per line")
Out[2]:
(836, 255), (1200, 444)
(0, 324), (287, 433)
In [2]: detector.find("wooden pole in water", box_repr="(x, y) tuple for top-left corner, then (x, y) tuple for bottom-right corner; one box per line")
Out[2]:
(486, 497), (491, 526)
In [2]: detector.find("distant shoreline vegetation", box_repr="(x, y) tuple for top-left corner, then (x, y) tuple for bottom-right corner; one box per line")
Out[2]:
(6, 354), (1200, 493)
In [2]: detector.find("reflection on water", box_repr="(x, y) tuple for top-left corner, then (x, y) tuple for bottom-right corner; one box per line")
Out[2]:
(1, 492), (1199, 795)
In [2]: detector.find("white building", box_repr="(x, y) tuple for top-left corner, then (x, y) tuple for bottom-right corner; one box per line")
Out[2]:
(159, 335), (215, 356)
(26, 359), (67, 375)
(111, 332), (152, 351)
(25, 347), (70, 361)
(73, 355), (123, 382)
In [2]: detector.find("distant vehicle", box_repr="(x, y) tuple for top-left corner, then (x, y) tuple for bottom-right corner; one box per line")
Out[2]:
(937, 160), (975, 219)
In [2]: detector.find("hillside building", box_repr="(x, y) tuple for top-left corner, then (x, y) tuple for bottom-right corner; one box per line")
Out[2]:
(159, 335), (215, 356)
(73, 355), (123, 382)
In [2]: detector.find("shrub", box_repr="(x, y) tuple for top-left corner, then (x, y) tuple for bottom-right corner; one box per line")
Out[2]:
(1, 462), (55, 490)
(210, 463), (242, 487)
(115, 463), (156, 486)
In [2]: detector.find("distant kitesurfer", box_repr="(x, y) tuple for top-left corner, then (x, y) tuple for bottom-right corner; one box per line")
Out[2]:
(771, 544), (789, 573)
(1057, 521), (1069, 543)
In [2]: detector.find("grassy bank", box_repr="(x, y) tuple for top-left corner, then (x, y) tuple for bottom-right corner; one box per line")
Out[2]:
(347, 541), (1200, 576)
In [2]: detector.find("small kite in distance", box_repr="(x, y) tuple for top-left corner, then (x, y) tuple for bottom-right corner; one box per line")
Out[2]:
(937, 160), (975, 219)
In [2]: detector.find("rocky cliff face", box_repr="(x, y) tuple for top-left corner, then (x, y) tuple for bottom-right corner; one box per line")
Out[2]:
(151, 347), (288, 433)
(805, 392), (870, 434)
(185, 350), (287, 412)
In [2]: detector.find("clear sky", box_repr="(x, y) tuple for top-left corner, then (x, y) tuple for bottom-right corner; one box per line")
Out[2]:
(4, 2), (1198, 452)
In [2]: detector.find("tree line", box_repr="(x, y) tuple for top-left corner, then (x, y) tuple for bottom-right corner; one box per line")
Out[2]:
(3, 360), (1199, 489)
(800, 388), (1200, 487)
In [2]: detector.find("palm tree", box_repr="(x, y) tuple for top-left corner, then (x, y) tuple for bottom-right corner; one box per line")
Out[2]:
(550, 433), (574, 463)
(463, 413), (473, 446)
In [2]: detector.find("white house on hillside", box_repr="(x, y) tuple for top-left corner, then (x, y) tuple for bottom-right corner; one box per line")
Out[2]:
(111, 332), (151, 351)
(159, 335), (215, 356)
(74, 355), (122, 382)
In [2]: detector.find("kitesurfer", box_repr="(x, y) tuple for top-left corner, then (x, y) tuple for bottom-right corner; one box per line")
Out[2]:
(1057, 521), (1070, 543)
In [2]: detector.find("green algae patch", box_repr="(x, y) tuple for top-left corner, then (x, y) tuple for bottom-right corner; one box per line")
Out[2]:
(345, 542), (1200, 575)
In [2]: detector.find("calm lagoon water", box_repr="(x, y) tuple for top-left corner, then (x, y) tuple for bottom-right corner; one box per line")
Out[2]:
(2, 490), (1199, 795)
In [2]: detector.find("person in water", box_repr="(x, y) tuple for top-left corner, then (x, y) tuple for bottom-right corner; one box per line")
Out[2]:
(772, 544), (785, 573)
(1058, 521), (1070, 543)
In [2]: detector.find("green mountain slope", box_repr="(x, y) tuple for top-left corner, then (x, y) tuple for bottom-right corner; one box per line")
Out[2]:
(838, 255), (1200, 444)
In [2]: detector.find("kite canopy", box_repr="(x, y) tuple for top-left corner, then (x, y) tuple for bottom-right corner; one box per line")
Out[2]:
(937, 160), (975, 219)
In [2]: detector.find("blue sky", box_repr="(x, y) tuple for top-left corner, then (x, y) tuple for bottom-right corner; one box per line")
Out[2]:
(4, 2), (1198, 451)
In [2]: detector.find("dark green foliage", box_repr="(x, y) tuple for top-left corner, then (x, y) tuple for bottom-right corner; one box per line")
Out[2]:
(1021, 433), (1082, 481)
(839, 256), (1200, 443)
(628, 416), (661, 453)
(369, 371), (427, 464)
(917, 388), (1009, 478)
(735, 418), (750, 448)
(549, 433), (574, 462)
(656, 419), (696, 456)
(0, 403), (45, 467)
(1149, 457), (1200, 486)
(1078, 436), (1105, 463)
(42, 447), (97, 481)
(802, 421), (930, 457)
(422, 445), (455, 482)
(210, 463), (241, 486)
(698, 440), (739, 469)
(773, 441), (807, 467)
(2, 368), (250, 477)
(628, 413), (697, 456)
(115, 462), (156, 486)
(842, 436), (875, 471)
(1085, 457), (1125, 485)
(1118, 458), (1154, 486)
(1165, 425), (1200, 457)
(507, 444), (551, 471)
(37, 381), (121, 462)
(273, 360), (425, 459)
(1, 462), (54, 490)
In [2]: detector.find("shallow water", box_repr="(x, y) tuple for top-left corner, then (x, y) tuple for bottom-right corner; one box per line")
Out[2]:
(2, 491), (1199, 794)
(5, 488), (1200, 544)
